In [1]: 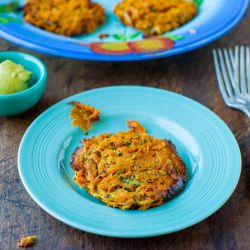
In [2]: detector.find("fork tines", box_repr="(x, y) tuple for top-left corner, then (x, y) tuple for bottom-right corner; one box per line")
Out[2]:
(213, 46), (250, 119)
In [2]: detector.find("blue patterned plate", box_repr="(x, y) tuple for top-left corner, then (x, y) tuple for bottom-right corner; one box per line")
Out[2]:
(18, 86), (241, 237)
(0, 0), (249, 61)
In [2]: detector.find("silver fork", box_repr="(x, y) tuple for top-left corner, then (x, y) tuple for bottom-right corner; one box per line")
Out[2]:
(213, 46), (250, 119)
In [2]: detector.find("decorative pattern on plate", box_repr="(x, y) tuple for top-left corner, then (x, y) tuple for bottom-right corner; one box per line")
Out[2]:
(89, 37), (174, 55)
(18, 86), (241, 237)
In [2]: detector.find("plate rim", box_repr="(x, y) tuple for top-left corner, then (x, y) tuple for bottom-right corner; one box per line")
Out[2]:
(18, 86), (242, 237)
(0, 0), (249, 61)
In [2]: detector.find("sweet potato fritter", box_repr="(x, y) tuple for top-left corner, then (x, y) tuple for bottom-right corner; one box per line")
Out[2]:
(71, 120), (186, 210)
(24, 0), (105, 36)
(114, 0), (198, 35)
(69, 101), (100, 133)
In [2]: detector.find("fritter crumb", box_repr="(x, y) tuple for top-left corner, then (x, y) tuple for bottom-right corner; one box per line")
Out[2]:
(127, 120), (146, 133)
(69, 101), (100, 133)
(18, 235), (36, 248)
(99, 33), (110, 39)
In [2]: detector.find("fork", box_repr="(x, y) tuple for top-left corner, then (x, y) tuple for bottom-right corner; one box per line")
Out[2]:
(213, 46), (250, 119)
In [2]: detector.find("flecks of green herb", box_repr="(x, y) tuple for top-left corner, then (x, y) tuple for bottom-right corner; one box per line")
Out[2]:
(125, 141), (132, 146)
(133, 183), (141, 188)
(124, 187), (132, 192)
(0, 2), (20, 14)
(144, 139), (147, 143)
(119, 176), (130, 184)
(117, 169), (124, 175)
(150, 6), (155, 12)
(0, 17), (20, 24)
(104, 194), (111, 198)
(134, 198), (140, 205)
(119, 175), (140, 187)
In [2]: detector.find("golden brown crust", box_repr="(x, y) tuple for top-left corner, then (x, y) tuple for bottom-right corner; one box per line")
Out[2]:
(71, 120), (186, 210)
(24, 0), (105, 36)
(114, 0), (198, 35)
(69, 101), (100, 133)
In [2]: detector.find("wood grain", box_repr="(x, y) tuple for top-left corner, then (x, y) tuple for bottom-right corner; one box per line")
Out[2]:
(0, 9), (250, 250)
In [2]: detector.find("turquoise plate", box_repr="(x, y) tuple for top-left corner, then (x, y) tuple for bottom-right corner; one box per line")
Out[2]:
(0, 0), (249, 61)
(18, 86), (241, 237)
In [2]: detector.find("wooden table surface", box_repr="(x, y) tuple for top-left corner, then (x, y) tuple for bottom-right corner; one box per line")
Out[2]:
(1, 9), (250, 250)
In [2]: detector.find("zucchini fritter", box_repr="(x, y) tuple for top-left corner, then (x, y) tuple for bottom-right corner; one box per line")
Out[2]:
(24, 0), (105, 36)
(114, 0), (197, 35)
(71, 120), (186, 210)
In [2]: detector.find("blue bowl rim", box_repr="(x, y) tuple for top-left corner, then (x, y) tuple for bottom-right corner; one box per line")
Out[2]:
(0, 51), (47, 98)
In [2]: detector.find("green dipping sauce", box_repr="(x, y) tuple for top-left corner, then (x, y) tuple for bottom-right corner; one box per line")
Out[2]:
(0, 60), (32, 94)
